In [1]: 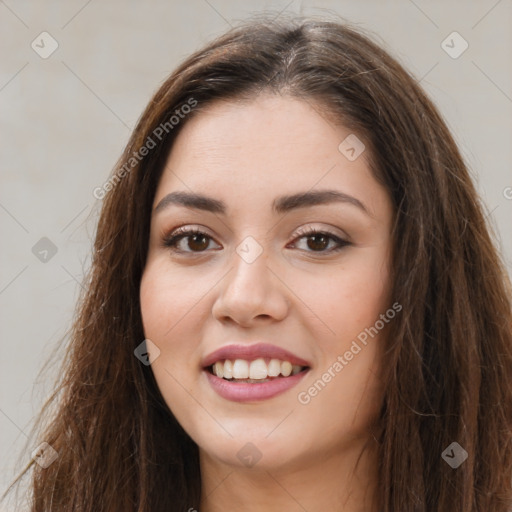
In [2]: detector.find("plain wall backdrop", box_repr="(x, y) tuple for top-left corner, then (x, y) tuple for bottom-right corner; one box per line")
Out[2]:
(1, 0), (511, 505)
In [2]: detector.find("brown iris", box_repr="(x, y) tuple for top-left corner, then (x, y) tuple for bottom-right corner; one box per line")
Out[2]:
(306, 233), (329, 251)
(187, 233), (210, 251)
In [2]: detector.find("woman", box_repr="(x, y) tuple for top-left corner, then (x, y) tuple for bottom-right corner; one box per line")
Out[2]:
(5, 14), (512, 512)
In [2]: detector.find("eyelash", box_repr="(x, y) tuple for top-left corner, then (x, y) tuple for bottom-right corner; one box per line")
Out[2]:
(161, 226), (350, 255)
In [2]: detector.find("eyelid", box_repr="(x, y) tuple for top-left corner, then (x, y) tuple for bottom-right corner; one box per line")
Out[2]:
(293, 224), (349, 241)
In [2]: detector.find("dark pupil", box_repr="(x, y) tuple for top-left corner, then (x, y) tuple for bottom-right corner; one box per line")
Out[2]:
(307, 234), (328, 251)
(189, 234), (209, 251)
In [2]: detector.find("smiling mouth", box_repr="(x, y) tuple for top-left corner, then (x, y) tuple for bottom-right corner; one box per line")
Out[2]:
(206, 357), (309, 383)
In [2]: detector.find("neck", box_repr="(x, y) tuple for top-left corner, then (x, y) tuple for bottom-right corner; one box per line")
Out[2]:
(199, 436), (380, 512)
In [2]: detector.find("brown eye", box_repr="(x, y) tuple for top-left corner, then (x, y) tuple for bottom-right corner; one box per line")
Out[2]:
(163, 228), (220, 253)
(186, 233), (210, 252)
(305, 233), (330, 251)
(291, 228), (350, 253)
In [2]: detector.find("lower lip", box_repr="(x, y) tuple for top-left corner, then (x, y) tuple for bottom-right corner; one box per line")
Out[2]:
(204, 369), (309, 402)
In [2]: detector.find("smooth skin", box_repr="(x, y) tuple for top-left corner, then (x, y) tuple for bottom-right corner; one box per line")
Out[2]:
(140, 94), (394, 512)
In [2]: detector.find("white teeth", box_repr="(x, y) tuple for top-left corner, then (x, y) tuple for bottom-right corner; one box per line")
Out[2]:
(223, 360), (233, 379)
(232, 359), (249, 379)
(249, 358), (268, 379)
(213, 361), (224, 379)
(281, 361), (292, 377)
(211, 358), (305, 380)
(291, 364), (301, 375)
(268, 359), (281, 377)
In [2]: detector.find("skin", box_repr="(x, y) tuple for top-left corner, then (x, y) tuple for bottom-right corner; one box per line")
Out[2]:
(140, 93), (394, 511)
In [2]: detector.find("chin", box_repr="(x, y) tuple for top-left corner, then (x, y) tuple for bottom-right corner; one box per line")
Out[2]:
(200, 438), (302, 472)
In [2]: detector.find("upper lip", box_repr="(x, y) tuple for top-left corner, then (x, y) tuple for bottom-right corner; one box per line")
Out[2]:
(202, 343), (311, 369)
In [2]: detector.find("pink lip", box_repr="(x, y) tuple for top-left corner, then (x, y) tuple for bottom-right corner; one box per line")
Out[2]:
(204, 368), (310, 402)
(201, 343), (311, 368)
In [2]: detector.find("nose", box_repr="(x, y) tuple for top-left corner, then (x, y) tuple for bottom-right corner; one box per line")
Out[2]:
(211, 246), (289, 327)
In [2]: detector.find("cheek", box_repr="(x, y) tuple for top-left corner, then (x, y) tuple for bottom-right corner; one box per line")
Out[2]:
(290, 250), (391, 342)
(140, 260), (210, 338)
(290, 250), (389, 419)
(292, 274), (389, 443)
(139, 264), (201, 377)
(298, 346), (384, 450)
(139, 265), (205, 420)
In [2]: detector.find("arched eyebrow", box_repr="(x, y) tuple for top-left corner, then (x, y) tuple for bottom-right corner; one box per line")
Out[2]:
(154, 189), (370, 217)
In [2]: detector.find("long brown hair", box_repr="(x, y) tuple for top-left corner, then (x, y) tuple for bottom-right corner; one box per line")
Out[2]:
(4, 14), (512, 511)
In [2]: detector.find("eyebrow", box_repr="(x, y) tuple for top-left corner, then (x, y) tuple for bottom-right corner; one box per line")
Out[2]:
(154, 189), (370, 216)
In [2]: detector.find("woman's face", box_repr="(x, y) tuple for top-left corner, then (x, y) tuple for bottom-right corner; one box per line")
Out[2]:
(140, 94), (394, 472)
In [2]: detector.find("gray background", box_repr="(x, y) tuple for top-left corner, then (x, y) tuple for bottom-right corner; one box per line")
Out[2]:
(1, 0), (511, 505)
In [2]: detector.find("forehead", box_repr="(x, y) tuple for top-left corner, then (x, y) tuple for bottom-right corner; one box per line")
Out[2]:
(164, 94), (350, 169)
(153, 94), (388, 219)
